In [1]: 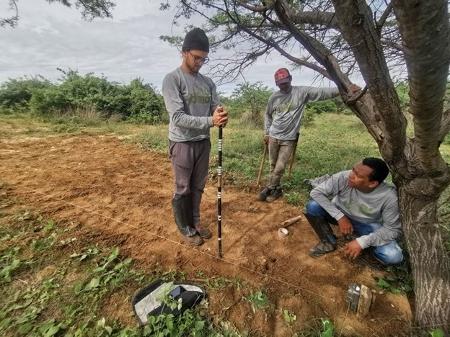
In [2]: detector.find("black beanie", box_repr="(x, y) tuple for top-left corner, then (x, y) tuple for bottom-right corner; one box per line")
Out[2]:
(182, 28), (209, 52)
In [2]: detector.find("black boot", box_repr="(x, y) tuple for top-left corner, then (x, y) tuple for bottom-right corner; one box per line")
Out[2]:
(172, 195), (203, 245)
(304, 212), (336, 257)
(258, 186), (273, 201)
(266, 186), (283, 202)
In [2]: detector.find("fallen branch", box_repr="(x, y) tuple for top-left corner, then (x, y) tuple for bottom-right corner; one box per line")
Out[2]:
(278, 215), (302, 228)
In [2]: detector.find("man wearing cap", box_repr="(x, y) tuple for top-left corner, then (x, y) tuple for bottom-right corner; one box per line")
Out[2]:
(258, 68), (340, 202)
(162, 28), (228, 246)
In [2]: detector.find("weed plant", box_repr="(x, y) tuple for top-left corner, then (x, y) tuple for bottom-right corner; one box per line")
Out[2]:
(0, 197), (250, 337)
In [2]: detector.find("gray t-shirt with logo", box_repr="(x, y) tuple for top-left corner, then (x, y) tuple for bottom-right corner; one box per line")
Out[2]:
(310, 170), (402, 248)
(162, 67), (219, 142)
(265, 86), (339, 141)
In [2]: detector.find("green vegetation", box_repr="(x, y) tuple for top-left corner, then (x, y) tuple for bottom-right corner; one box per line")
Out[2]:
(282, 309), (297, 325)
(0, 71), (165, 124)
(292, 318), (336, 337)
(244, 290), (271, 312)
(0, 203), (250, 337)
(374, 263), (413, 294)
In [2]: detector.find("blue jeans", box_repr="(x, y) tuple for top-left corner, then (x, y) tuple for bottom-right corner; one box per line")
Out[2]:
(305, 200), (403, 265)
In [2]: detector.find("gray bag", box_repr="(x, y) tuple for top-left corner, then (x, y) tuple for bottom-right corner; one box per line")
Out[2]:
(131, 279), (206, 326)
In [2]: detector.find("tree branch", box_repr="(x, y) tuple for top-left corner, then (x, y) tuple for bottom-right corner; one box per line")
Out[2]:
(273, 0), (351, 90)
(0, 0), (19, 27)
(331, 0), (407, 164)
(376, 2), (393, 35)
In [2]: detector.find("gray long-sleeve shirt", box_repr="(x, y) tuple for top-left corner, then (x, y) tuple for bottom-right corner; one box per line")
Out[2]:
(265, 86), (339, 141)
(162, 67), (220, 142)
(310, 170), (402, 249)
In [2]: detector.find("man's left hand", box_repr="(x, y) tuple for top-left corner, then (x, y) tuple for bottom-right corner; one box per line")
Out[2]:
(344, 240), (362, 259)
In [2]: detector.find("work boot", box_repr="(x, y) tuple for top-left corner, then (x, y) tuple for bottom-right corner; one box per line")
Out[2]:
(304, 212), (337, 257)
(195, 224), (212, 239)
(309, 241), (336, 257)
(183, 234), (204, 246)
(172, 194), (197, 237)
(266, 186), (283, 202)
(258, 187), (273, 201)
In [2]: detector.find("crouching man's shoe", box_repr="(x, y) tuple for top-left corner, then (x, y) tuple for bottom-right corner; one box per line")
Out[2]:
(309, 241), (336, 257)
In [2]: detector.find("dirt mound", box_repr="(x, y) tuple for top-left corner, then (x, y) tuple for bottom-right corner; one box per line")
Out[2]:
(0, 134), (412, 336)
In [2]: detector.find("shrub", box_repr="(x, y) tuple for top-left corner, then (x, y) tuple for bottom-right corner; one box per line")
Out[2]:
(124, 79), (165, 123)
(15, 70), (166, 124)
(305, 99), (337, 115)
(228, 82), (272, 128)
(0, 76), (51, 113)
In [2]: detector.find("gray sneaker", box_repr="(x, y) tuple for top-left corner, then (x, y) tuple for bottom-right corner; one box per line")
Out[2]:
(266, 187), (283, 202)
(309, 241), (336, 257)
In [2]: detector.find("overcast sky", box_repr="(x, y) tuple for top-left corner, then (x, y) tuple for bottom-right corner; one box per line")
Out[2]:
(0, 0), (336, 94)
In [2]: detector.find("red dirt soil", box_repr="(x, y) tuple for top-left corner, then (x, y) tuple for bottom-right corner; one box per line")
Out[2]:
(0, 134), (412, 336)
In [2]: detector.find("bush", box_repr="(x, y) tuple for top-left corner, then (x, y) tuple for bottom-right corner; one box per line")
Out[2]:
(1, 70), (165, 124)
(227, 82), (272, 128)
(29, 84), (72, 115)
(124, 79), (165, 124)
(0, 76), (51, 113)
(305, 99), (337, 115)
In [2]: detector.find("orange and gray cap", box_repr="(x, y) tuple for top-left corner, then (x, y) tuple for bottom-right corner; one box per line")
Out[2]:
(274, 68), (291, 85)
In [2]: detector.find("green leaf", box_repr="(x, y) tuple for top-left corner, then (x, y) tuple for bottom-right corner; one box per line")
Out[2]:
(84, 277), (100, 291)
(320, 319), (334, 337)
(17, 322), (33, 335)
(376, 277), (391, 289)
(430, 328), (445, 337)
(43, 325), (61, 337)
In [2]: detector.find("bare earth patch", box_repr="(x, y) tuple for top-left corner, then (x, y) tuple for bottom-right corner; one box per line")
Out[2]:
(0, 134), (412, 336)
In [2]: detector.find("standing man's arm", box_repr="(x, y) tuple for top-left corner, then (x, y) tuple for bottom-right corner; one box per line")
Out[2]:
(306, 87), (340, 102)
(306, 84), (361, 103)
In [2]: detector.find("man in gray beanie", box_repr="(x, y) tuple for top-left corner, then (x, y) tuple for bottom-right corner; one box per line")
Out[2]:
(162, 28), (228, 246)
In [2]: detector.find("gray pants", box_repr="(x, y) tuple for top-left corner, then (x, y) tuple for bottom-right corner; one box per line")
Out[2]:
(268, 137), (296, 188)
(169, 139), (211, 226)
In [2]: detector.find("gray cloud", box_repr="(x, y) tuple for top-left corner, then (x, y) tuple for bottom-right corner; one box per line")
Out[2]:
(1, 0), (337, 94)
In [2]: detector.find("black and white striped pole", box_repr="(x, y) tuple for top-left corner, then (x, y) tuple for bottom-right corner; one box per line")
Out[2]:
(217, 125), (223, 258)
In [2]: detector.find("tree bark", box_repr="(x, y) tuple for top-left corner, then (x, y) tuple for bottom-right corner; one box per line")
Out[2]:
(398, 183), (450, 333)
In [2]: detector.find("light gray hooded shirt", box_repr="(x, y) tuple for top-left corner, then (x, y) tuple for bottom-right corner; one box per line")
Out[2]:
(162, 67), (219, 142)
(265, 86), (339, 141)
(310, 170), (402, 249)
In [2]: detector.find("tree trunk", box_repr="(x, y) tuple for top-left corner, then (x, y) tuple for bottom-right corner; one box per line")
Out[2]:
(398, 183), (450, 333)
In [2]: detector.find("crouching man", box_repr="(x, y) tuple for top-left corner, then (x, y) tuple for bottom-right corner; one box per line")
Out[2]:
(304, 157), (404, 265)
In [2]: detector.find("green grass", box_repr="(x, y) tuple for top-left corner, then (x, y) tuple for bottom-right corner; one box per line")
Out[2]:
(131, 113), (381, 205)
(0, 195), (255, 337)
(244, 290), (271, 313)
